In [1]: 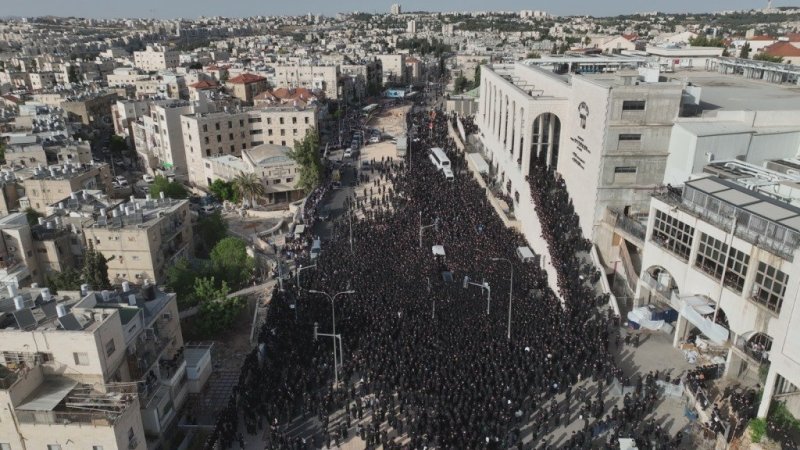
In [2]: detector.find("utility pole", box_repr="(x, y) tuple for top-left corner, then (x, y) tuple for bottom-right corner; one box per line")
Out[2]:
(309, 290), (355, 389)
(491, 257), (514, 340)
(463, 276), (491, 315)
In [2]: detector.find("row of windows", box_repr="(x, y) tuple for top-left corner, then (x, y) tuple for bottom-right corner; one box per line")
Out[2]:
(694, 233), (749, 293)
(201, 117), (310, 131)
(652, 212), (790, 314)
(622, 100), (646, 111)
(651, 209), (695, 261)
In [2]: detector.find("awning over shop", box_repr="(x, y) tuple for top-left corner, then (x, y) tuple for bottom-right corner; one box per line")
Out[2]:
(680, 304), (729, 345)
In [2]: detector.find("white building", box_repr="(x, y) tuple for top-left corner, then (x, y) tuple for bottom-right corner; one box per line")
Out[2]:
(271, 64), (340, 100)
(133, 45), (180, 73)
(636, 167), (800, 419)
(391, 3), (402, 15)
(202, 143), (304, 203)
(475, 63), (683, 271)
(0, 283), (212, 449)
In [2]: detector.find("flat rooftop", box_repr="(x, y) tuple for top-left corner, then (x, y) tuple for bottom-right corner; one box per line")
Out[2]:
(674, 71), (800, 111)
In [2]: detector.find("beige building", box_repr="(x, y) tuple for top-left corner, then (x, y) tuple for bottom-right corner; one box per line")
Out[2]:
(19, 162), (113, 212)
(0, 283), (212, 449)
(28, 71), (57, 91)
(83, 196), (192, 285)
(133, 45), (180, 72)
(272, 64), (340, 100)
(377, 54), (407, 84)
(61, 91), (119, 126)
(181, 106), (318, 187)
(225, 73), (269, 105)
(4, 140), (92, 168)
(202, 143), (304, 203)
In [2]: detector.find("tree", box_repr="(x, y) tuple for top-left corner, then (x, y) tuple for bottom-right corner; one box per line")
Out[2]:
(453, 75), (469, 94)
(195, 211), (228, 257)
(188, 62), (203, 70)
(109, 135), (128, 153)
(47, 267), (82, 294)
(209, 179), (239, 203)
(526, 52), (542, 59)
(25, 207), (43, 227)
(473, 65), (481, 86)
(150, 175), (188, 199)
(688, 35), (726, 48)
(67, 65), (79, 83)
(193, 277), (245, 337)
(740, 42), (751, 59)
(210, 237), (254, 290)
(288, 129), (323, 194)
(82, 242), (111, 290)
(754, 53), (784, 63)
(232, 172), (265, 207)
(166, 258), (212, 309)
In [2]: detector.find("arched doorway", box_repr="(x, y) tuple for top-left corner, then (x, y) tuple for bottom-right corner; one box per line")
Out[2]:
(530, 113), (561, 172)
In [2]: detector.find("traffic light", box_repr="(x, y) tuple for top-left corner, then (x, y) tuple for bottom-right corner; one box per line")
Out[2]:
(313, 322), (319, 341)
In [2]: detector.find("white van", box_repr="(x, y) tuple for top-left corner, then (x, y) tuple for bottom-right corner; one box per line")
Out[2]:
(428, 147), (451, 171)
(310, 238), (321, 260)
(442, 167), (454, 181)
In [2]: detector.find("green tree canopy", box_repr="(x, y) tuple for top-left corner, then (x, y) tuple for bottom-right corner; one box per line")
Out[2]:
(109, 135), (128, 153)
(208, 179), (239, 203)
(25, 207), (43, 227)
(82, 242), (112, 290)
(193, 277), (245, 337)
(288, 129), (323, 194)
(47, 267), (82, 294)
(151, 175), (188, 199)
(232, 172), (265, 207)
(754, 53), (784, 63)
(688, 35), (726, 48)
(740, 42), (751, 59)
(195, 211), (228, 257)
(210, 237), (254, 290)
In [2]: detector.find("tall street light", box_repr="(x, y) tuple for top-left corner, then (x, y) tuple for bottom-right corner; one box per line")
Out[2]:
(491, 257), (514, 340)
(308, 289), (355, 389)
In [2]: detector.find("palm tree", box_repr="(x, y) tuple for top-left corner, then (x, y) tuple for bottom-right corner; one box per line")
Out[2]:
(232, 172), (265, 207)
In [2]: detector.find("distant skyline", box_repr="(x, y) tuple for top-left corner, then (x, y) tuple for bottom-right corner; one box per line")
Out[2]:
(3, 0), (795, 19)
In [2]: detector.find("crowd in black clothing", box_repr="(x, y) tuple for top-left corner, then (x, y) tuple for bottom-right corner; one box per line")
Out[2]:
(204, 109), (682, 450)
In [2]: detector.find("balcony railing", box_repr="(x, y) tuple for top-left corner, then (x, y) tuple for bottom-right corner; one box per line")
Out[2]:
(734, 336), (770, 366)
(606, 208), (647, 243)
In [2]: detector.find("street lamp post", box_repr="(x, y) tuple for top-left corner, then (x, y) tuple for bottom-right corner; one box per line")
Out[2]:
(463, 276), (491, 315)
(308, 289), (355, 389)
(296, 263), (317, 291)
(491, 257), (514, 340)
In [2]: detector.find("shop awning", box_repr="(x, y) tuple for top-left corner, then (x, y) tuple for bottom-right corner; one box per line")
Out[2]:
(680, 304), (729, 345)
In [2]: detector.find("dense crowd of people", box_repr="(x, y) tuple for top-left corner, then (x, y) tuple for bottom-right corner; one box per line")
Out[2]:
(204, 108), (687, 450)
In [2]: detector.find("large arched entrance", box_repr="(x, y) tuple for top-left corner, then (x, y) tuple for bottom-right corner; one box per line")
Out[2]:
(530, 113), (561, 172)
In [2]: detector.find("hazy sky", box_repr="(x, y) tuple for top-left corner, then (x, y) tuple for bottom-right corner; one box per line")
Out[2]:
(4, 0), (790, 19)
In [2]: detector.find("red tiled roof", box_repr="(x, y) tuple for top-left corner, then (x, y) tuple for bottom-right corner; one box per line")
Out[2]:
(763, 41), (800, 57)
(189, 80), (220, 90)
(227, 73), (266, 84)
(787, 33), (800, 43)
(1, 94), (23, 105)
(622, 33), (639, 42)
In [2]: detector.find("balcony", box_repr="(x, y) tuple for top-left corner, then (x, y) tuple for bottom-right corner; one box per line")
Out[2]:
(16, 380), (138, 427)
(606, 208), (647, 245)
(733, 334), (771, 367)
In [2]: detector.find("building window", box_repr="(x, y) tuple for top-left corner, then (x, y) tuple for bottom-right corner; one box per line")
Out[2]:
(216, 135), (221, 143)
(694, 232), (749, 293)
(268, 129), (273, 136)
(229, 133), (234, 140)
(651, 209), (694, 261)
(227, 121), (232, 129)
(239, 119), (244, 127)
(204, 137), (209, 144)
(242, 143), (247, 150)
(47, 446), (62, 450)
(202, 124), (207, 132)
(73, 352), (89, 365)
(230, 145), (235, 153)
(250, 129), (263, 135)
(267, 118), (272, 125)
(614, 166), (637, 174)
(305, 117), (310, 124)
(273, 179), (280, 184)
(753, 262), (788, 314)
(279, 117), (285, 125)
(292, 117), (297, 124)
(618, 134), (641, 141)
(215, 123), (220, 131)
(724, 246), (749, 293)
(93, 446), (104, 450)
(622, 100), (646, 111)
(105, 339), (116, 357)
(280, 129), (286, 136)
(286, 178), (293, 183)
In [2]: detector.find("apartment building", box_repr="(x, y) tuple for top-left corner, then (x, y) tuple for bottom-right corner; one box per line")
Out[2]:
(202, 143), (304, 202)
(133, 45), (180, 72)
(377, 54), (407, 85)
(635, 166), (800, 419)
(19, 162), (113, 212)
(61, 91), (119, 126)
(5, 140), (92, 168)
(341, 60), (383, 100)
(181, 106), (318, 186)
(28, 71), (57, 91)
(225, 73), (269, 105)
(136, 100), (207, 178)
(83, 196), (192, 285)
(272, 64), (340, 100)
(0, 214), (38, 287)
(0, 283), (212, 449)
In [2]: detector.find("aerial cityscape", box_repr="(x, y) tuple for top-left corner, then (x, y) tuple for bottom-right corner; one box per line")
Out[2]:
(2, 2), (800, 450)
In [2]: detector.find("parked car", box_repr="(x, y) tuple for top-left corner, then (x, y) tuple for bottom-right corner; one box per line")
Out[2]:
(343, 148), (353, 158)
(114, 176), (128, 187)
(142, 174), (155, 183)
(200, 205), (218, 214)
